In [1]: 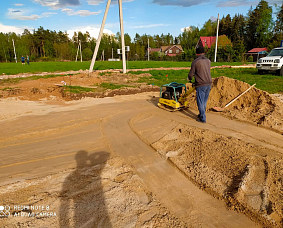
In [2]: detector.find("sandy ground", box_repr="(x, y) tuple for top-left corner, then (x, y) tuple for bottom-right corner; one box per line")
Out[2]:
(0, 155), (186, 228)
(0, 70), (283, 227)
(151, 124), (283, 227)
(0, 97), (263, 228)
(0, 71), (157, 101)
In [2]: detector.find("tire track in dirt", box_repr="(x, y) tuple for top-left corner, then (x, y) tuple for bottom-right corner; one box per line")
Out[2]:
(0, 94), (281, 227)
(103, 108), (260, 227)
(130, 109), (283, 227)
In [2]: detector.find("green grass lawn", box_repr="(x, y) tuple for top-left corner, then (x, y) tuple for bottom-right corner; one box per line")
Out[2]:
(0, 61), (244, 75)
(131, 68), (283, 94)
(64, 83), (132, 93)
(210, 68), (283, 94)
(1, 61), (281, 94)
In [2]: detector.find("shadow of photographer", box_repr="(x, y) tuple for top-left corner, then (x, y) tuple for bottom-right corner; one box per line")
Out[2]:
(59, 150), (112, 228)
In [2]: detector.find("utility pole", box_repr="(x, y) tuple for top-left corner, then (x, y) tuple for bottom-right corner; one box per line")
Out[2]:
(118, 0), (126, 73)
(76, 40), (82, 62)
(214, 14), (220, 62)
(112, 48), (113, 60)
(12, 39), (17, 63)
(148, 38), (150, 61)
(89, 0), (127, 73)
(80, 40), (82, 62)
(76, 42), (79, 62)
(89, 0), (111, 73)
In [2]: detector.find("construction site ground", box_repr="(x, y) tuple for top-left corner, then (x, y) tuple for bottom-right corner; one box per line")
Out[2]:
(0, 69), (283, 227)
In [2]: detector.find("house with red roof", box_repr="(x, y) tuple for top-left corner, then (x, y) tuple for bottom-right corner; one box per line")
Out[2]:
(147, 48), (161, 55)
(196, 35), (231, 49)
(245, 47), (268, 62)
(196, 36), (217, 49)
(248, 47), (268, 54)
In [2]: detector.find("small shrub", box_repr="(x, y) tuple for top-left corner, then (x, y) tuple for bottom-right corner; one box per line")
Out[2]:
(247, 56), (253, 62)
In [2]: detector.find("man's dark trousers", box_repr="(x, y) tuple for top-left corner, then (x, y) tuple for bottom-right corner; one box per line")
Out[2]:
(196, 85), (211, 123)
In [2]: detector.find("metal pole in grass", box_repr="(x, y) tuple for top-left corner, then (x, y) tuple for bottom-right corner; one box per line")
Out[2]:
(214, 13), (219, 62)
(76, 40), (80, 62)
(12, 39), (17, 63)
(148, 38), (150, 61)
(89, 0), (111, 73)
(80, 40), (82, 62)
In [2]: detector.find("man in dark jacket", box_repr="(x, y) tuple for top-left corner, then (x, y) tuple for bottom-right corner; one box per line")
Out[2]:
(188, 46), (212, 123)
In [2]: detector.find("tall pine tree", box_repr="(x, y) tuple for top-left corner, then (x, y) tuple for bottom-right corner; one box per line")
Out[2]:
(245, 0), (273, 50)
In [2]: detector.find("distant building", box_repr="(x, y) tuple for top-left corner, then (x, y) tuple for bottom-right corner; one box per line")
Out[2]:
(196, 36), (217, 49)
(147, 48), (161, 55)
(196, 35), (230, 49)
(161, 45), (183, 56)
(147, 45), (183, 57)
(244, 48), (268, 62)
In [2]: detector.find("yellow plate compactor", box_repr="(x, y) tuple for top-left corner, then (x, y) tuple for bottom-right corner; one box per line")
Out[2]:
(157, 82), (195, 112)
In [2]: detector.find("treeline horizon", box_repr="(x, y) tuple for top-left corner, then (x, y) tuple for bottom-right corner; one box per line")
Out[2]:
(0, 0), (282, 63)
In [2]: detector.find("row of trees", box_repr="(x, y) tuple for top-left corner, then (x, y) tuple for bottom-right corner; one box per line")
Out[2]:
(0, 0), (282, 63)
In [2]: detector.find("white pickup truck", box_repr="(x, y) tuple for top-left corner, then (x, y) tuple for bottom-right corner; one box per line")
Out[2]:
(256, 47), (283, 76)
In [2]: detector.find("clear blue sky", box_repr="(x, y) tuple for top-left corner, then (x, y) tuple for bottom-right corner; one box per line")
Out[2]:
(0, 0), (281, 40)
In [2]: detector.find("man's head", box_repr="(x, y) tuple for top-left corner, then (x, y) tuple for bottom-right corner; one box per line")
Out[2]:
(196, 46), (205, 56)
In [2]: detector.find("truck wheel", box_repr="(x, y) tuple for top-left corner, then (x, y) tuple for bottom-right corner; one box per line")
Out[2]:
(258, 69), (264, 75)
(280, 67), (283, 76)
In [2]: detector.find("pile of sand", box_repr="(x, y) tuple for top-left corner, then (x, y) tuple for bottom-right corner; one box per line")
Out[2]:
(188, 76), (283, 133)
(152, 124), (283, 227)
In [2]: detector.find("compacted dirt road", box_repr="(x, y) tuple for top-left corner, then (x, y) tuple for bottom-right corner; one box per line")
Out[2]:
(0, 91), (282, 227)
(0, 69), (283, 227)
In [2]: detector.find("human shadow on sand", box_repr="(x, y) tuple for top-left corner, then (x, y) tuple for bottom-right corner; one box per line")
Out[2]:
(179, 109), (199, 120)
(59, 150), (111, 228)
